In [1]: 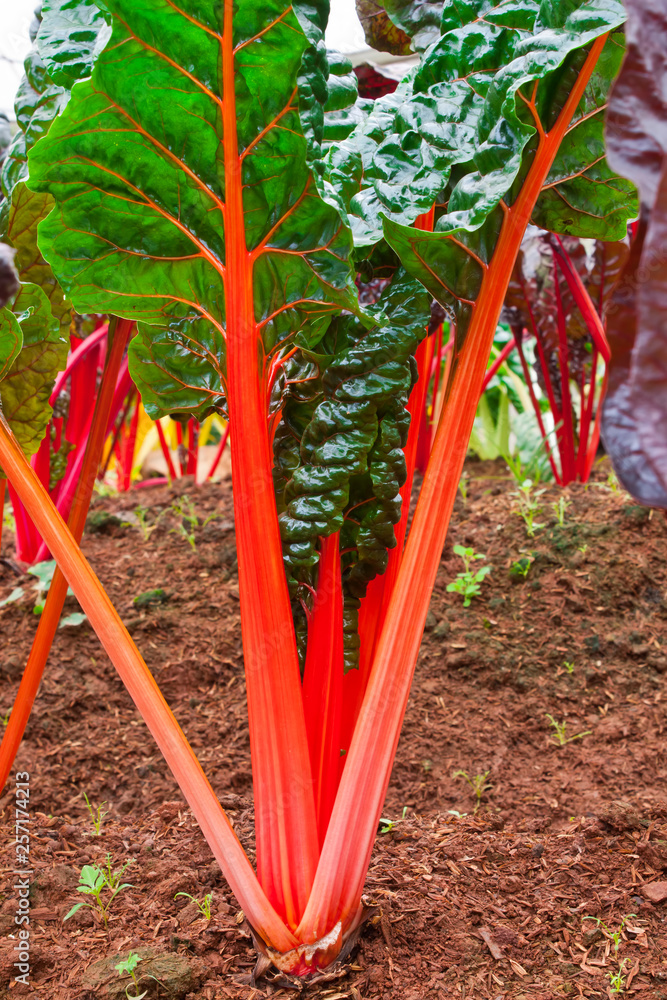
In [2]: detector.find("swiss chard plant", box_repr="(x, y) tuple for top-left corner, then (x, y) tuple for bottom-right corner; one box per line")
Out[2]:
(0, 0), (639, 978)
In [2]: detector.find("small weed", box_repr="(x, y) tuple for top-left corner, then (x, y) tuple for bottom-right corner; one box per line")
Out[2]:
(608, 958), (629, 993)
(446, 545), (492, 607)
(64, 855), (134, 927)
(379, 806), (408, 834)
(512, 479), (546, 537)
(458, 471), (469, 505)
(1, 710), (10, 726)
(169, 496), (219, 552)
(546, 714), (592, 746)
(563, 660), (575, 675)
(598, 469), (621, 494)
(174, 891), (213, 920)
(583, 914), (637, 954)
(123, 505), (165, 542)
(552, 496), (571, 527)
(115, 953), (147, 1000)
(453, 769), (491, 812)
(83, 791), (108, 836)
(577, 543), (588, 556)
(509, 556), (532, 579)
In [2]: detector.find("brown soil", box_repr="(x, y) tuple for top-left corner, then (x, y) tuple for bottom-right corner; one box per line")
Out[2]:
(1, 459), (666, 999)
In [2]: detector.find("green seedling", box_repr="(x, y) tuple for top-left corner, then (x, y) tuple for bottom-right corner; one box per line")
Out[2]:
(509, 556), (532, 579)
(83, 791), (108, 836)
(512, 479), (546, 537)
(123, 504), (165, 542)
(552, 496), (571, 527)
(169, 496), (219, 551)
(174, 891), (213, 920)
(453, 769), (491, 812)
(458, 471), (469, 505)
(447, 545), (492, 607)
(583, 914), (637, 955)
(546, 714), (592, 746)
(608, 958), (629, 994)
(379, 806), (408, 834)
(1, 710), (10, 726)
(577, 543), (588, 556)
(563, 660), (575, 675)
(64, 854), (134, 927)
(115, 953), (147, 1000)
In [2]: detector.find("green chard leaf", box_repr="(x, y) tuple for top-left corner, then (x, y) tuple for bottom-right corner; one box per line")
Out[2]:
(28, 0), (358, 423)
(331, 2), (635, 253)
(275, 269), (430, 669)
(372, 2), (635, 377)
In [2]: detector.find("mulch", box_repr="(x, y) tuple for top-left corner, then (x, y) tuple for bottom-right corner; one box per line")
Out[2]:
(1, 458), (666, 999)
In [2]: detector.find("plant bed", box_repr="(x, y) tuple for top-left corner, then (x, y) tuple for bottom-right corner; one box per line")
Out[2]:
(1, 459), (666, 998)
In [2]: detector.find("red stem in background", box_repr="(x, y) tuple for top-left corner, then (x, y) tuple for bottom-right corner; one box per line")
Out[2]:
(207, 421), (231, 480)
(302, 532), (344, 846)
(0, 319), (134, 790)
(175, 420), (185, 476)
(0, 410), (296, 953)
(120, 391), (141, 491)
(32, 362), (132, 565)
(49, 323), (108, 403)
(553, 259), (577, 484)
(553, 236), (610, 363)
(186, 419), (198, 478)
(155, 418), (178, 481)
(481, 335), (516, 393)
(513, 330), (563, 484)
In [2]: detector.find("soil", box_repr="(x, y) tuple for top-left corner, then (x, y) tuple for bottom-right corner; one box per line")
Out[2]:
(1, 458), (666, 1000)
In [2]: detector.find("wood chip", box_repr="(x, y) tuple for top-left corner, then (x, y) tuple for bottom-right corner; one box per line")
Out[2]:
(479, 926), (504, 961)
(642, 881), (667, 903)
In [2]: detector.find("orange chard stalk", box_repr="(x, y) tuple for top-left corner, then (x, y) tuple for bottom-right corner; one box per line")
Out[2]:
(0, 318), (134, 789)
(302, 531), (344, 846)
(297, 35), (610, 943)
(0, 410), (297, 953)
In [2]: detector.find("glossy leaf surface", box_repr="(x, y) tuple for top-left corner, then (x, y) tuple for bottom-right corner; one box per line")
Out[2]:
(37, 0), (111, 89)
(331, 3), (632, 251)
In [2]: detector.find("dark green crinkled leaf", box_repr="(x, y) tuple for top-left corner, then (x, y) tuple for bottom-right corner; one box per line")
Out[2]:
(275, 270), (430, 669)
(0, 282), (68, 457)
(37, 0), (111, 89)
(331, 3), (633, 250)
(322, 52), (373, 152)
